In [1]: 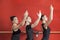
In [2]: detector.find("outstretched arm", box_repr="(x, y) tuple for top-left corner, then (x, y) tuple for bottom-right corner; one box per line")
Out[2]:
(31, 10), (42, 28)
(47, 5), (54, 26)
(42, 5), (54, 29)
(12, 10), (28, 30)
(18, 10), (28, 27)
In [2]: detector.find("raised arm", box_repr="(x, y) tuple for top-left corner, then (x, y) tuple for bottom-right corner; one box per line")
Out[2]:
(47, 5), (54, 25)
(12, 10), (28, 30)
(31, 10), (42, 28)
(18, 10), (28, 27)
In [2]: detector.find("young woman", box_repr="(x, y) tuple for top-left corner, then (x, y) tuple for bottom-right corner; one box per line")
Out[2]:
(10, 11), (28, 40)
(25, 11), (42, 40)
(40, 5), (54, 40)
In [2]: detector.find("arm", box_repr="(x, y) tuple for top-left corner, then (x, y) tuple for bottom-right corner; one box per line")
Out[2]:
(13, 10), (28, 30)
(31, 11), (42, 28)
(18, 16), (27, 27)
(12, 17), (27, 30)
(18, 10), (28, 27)
(46, 5), (54, 25)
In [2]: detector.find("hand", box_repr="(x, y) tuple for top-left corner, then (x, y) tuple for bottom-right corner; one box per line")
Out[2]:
(50, 4), (54, 11)
(24, 10), (28, 18)
(37, 10), (42, 18)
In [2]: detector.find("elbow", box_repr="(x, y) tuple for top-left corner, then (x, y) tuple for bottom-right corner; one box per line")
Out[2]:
(49, 17), (53, 21)
(51, 18), (53, 21)
(20, 23), (24, 26)
(49, 18), (53, 23)
(21, 23), (24, 26)
(21, 21), (25, 26)
(48, 18), (53, 23)
(34, 23), (38, 27)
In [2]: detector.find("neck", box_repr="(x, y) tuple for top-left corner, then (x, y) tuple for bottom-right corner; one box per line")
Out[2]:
(42, 21), (46, 24)
(26, 22), (30, 26)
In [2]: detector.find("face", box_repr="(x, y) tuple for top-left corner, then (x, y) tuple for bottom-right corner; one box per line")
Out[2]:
(12, 17), (19, 24)
(26, 16), (32, 23)
(42, 15), (48, 21)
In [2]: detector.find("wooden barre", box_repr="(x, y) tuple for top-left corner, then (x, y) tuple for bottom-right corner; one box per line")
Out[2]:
(0, 31), (60, 34)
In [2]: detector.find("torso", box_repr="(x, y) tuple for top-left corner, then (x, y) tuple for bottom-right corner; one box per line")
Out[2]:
(12, 29), (21, 35)
(11, 29), (21, 40)
(42, 23), (50, 40)
(26, 24), (33, 40)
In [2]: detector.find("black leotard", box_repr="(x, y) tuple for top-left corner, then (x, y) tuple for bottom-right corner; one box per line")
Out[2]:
(26, 25), (33, 40)
(11, 29), (21, 40)
(42, 23), (50, 40)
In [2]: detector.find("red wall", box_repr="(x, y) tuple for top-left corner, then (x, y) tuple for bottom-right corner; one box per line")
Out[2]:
(0, 0), (60, 40)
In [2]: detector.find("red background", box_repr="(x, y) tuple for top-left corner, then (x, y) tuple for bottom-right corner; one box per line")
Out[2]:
(0, 0), (60, 40)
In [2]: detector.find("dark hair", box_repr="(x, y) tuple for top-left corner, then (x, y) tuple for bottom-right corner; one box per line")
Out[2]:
(40, 15), (44, 21)
(10, 16), (16, 21)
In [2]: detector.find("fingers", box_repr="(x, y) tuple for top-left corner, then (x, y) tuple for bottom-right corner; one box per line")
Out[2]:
(39, 10), (41, 14)
(38, 10), (41, 15)
(50, 4), (54, 10)
(37, 10), (42, 18)
(24, 10), (28, 18)
(24, 10), (28, 16)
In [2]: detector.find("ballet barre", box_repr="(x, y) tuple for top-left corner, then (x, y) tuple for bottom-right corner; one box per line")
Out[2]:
(0, 31), (60, 34)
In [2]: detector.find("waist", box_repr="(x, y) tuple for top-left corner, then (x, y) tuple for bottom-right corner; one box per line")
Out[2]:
(12, 30), (21, 35)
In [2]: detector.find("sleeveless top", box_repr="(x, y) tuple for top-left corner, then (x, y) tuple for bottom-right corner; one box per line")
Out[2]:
(12, 29), (21, 35)
(26, 25), (33, 40)
(42, 23), (50, 40)
(11, 29), (21, 40)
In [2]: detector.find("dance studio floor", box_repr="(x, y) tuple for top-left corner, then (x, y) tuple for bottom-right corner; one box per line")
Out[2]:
(0, 33), (60, 40)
